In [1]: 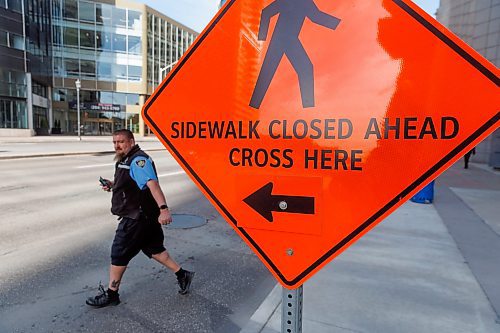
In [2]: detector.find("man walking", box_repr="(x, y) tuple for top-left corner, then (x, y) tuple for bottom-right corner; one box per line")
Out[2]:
(86, 129), (194, 308)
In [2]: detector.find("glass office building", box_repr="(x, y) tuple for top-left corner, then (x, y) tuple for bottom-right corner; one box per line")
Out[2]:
(0, 0), (197, 136)
(51, 0), (197, 136)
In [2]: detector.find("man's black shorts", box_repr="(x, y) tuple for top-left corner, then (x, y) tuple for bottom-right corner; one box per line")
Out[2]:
(111, 215), (166, 266)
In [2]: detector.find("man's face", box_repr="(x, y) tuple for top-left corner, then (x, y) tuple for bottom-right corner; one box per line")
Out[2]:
(113, 134), (134, 160)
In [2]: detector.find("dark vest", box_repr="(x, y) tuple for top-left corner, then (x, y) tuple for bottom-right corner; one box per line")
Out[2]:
(111, 145), (159, 219)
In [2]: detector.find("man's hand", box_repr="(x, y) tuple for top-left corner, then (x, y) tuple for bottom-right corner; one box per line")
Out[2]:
(100, 179), (113, 192)
(158, 209), (172, 225)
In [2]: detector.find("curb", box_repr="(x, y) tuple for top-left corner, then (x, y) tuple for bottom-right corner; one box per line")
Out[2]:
(0, 151), (114, 160)
(0, 136), (160, 143)
(0, 148), (166, 160)
(240, 284), (281, 333)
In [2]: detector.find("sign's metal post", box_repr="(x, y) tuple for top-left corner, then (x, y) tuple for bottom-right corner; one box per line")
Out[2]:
(282, 285), (303, 333)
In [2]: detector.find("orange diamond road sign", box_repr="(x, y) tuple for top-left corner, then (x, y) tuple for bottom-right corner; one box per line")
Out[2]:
(143, 0), (499, 288)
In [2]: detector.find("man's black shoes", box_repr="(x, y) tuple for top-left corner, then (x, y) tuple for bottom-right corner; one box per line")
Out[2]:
(177, 270), (195, 295)
(86, 271), (194, 306)
(86, 284), (120, 308)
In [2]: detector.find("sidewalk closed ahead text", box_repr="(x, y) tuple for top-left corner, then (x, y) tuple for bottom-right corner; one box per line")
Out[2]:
(170, 116), (460, 170)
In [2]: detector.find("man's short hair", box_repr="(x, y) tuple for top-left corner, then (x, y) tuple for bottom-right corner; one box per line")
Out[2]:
(113, 129), (135, 141)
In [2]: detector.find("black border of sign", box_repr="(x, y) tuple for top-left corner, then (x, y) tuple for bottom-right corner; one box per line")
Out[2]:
(144, 0), (500, 286)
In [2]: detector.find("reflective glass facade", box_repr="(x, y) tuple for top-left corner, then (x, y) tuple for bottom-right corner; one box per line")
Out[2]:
(51, 0), (145, 135)
(49, 0), (197, 136)
(52, 0), (143, 82)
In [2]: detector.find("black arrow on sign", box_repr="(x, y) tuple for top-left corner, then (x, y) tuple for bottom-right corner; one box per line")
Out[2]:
(243, 182), (315, 222)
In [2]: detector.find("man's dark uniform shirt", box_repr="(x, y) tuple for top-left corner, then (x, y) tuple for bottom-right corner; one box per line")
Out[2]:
(111, 144), (159, 219)
(109, 144), (165, 267)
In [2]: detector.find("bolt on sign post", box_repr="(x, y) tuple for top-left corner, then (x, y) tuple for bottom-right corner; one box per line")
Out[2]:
(143, 0), (498, 330)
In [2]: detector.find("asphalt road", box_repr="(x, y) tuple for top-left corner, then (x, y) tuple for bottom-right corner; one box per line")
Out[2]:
(0, 151), (275, 333)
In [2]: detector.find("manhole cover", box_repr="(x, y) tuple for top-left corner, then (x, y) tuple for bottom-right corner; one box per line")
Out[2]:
(166, 214), (207, 229)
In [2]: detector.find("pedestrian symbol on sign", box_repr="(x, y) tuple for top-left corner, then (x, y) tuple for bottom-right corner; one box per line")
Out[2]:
(249, 0), (341, 109)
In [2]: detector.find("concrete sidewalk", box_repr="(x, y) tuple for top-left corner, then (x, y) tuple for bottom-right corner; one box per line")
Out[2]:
(243, 162), (500, 333)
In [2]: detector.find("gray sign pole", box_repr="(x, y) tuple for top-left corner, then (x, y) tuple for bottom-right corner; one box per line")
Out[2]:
(282, 285), (303, 333)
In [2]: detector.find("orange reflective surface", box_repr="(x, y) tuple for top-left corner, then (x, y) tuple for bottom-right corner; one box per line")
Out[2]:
(143, 0), (499, 288)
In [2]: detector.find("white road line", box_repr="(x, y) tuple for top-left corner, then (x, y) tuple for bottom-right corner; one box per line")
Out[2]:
(75, 163), (115, 169)
(158, 170), (185, 177)
(75, 164), (184, 178)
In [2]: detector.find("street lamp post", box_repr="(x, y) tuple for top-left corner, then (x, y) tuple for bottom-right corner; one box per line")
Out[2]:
(75, 79), (81, 141)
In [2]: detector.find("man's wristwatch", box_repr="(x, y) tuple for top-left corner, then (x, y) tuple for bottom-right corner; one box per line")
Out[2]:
(159, 204), (169, 210)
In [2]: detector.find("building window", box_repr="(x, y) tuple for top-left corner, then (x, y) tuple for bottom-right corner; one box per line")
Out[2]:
(7, 0), (22, 13)
(79, 1), (95, 23)
(80, 29), (95, 48)
(97, 61), (112, 80)
(80, 89), (97, 102)
(63, 0), (77, 20)
(98, 91), (112, 104)
(114, 64), (127, 80)
(95, 3), (111, 25)
(8, 33), (25, 51)
(113, 92), (126, 105)
(112, 7), (126, 27)
(160, 19), (165, 37)
(54, 88), (66, 102)
(52, 0), (61, 19)
(33, 106), (49, 129)
(0, 99), (28, 129)
(80, 60), (96, 78)
(0, 30), (7, 47)
(127, 93), (139, 105)
(0, 69), (26, 98)
(128, 36), (141, 54)
(113, 34), (126, 52)
(96, 30), (112, 50)
(53, 25), (62, 45)
(128, 10), (141, 30)
(64, 58), (80, 77)
(32, 82), (48, 98)
(63, 27), (79, 47)
(54, 57), (64, 76)
(65, 88), (77, 102)
(128, 65), (142, 81)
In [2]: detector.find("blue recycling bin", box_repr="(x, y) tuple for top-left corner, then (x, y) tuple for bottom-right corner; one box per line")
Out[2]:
(411, 181), (435, 204)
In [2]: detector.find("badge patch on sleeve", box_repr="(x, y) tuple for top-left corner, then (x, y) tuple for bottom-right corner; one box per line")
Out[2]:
(136, 159), (146, 168)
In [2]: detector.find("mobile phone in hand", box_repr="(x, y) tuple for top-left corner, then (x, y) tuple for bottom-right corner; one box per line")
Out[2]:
(99, 177), (110, 188)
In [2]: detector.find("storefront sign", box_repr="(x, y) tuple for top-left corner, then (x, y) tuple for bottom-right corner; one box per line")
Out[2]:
(69, 102), (122, 112)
